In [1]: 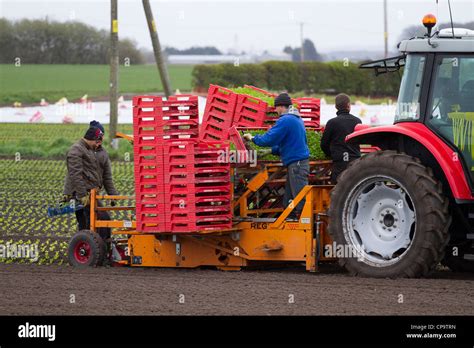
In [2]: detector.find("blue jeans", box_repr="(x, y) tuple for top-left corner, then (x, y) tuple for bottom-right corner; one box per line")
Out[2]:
(284, 159), (310, 217)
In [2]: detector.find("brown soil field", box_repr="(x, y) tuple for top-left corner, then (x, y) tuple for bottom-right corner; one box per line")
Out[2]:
(1, 263), (473, 315)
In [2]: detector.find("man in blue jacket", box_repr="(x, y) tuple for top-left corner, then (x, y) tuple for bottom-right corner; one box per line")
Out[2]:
(243, 93), (310, 221)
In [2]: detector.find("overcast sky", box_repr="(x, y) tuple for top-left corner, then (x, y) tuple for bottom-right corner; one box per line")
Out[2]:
(1, 0), (473, 54)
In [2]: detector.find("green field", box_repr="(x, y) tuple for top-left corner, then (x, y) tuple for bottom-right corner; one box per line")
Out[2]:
(0, 123), (134, 160)
(0, 64), (194, 105)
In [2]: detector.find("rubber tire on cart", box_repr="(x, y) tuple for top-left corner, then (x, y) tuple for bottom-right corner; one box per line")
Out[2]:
(328, 150), (451, 278)
(68, 230), (106, 268)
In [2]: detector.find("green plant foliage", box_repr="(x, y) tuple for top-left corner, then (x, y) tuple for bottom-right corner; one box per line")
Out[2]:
(229, 87), (299, 107)
(230, 87), (275, 106)
(240, 130), (328, 161)
(0, 159), (135, 265)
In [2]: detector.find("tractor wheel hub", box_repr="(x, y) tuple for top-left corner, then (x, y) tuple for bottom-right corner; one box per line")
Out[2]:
(345, 176), (416, 266)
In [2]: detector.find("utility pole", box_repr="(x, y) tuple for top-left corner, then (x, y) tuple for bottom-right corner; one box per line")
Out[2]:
(300, 22), (305, 62)
(142, 0), (172, 97)
(109, 0), (118, 146)
(383, 0), (388, 58)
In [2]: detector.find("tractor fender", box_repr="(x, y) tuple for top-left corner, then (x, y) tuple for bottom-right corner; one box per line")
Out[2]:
(346, 123), (473, 201)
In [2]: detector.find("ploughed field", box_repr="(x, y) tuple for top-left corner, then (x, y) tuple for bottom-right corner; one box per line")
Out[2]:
(0, 263), (472, 315)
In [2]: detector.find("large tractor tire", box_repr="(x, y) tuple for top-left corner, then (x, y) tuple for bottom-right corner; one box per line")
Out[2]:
(68, 230), (106, 268)
(328, 150), (451, 278)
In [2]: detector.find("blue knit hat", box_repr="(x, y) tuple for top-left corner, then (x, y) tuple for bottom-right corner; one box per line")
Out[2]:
(90, 120), (105, 134)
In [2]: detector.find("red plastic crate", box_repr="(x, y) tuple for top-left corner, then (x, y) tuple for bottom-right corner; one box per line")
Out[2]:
(295, 97), (321, 128)
(166, 214), (232, 233)
(162, 96), (199, 122)
(163, 142), (230, 191)
(229, 126), (247, 152)
(166, 196), (232, 232)
(200, 85), (238, 141)
(194, 141), (229, 162)
(133, 95), (199, 143)
(135, 201), (167, 232)
(233, 94), (268, 128)
(163, 142), (195, 184)
(133, 96), (162, 108)
(132, 96), (233, 233)
(165, 141), (232, 233)
(165, 94), (198, 104)
(134, 118), (198, 143)
(133, 131), (167, 232)
(263, 106), (279, 126)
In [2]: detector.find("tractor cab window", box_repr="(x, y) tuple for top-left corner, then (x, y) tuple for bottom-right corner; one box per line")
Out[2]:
(427, 55), (474, 179)
(395, 55), (426, 122)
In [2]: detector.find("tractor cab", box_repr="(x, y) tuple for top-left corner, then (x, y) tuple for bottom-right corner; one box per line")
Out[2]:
(358, 15), (474, 192)
(397, 26), (474, 182)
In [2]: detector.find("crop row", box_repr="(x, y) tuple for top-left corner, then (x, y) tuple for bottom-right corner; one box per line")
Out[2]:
(0, 159), (135, 264)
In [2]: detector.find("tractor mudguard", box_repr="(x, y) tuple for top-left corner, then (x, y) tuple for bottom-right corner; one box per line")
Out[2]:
(346, 122), (473, 201)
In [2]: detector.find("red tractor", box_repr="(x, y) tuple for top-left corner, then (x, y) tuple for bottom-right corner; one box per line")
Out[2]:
(329, 15), (474, 277)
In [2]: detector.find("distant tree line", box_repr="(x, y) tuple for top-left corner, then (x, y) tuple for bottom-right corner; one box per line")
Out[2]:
(0, 18), (144, 64)
(192, 61), (401, 96)
(284, 39), (323, 62)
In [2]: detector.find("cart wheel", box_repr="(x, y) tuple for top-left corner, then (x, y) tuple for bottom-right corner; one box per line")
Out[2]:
(68, 230), (106, 268)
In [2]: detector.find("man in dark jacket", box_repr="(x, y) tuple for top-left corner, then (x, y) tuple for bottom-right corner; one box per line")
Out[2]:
(321, 94), (362, 183)
(64, 121), (118, 239)
(243, 93), (310, 221)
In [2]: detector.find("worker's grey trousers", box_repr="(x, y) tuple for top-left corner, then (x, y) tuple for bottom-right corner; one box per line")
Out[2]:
(284, 159), (310, 217)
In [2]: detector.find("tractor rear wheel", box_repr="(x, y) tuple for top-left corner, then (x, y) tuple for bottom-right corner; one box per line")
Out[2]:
(328, 150), (451, 278)
(68, 230), (106, 268)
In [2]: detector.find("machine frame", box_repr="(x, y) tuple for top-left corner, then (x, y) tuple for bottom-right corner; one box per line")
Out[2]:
(88, 162), (336, 271)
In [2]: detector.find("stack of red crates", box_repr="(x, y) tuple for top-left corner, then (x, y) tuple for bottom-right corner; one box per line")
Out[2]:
(164, 141), (232, 232)
(133, 95), (232, 233)
(200, 85), (238, 141)
(294, 97), (321, 128)
(132, 96), (167, 232)
(200, 85), (322, 137)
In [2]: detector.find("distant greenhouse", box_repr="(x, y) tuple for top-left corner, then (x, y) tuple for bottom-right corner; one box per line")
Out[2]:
(167, 54), (291, 65)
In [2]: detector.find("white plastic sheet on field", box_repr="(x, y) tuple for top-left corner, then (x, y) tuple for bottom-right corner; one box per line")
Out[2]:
(0, 96), (396, 126)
